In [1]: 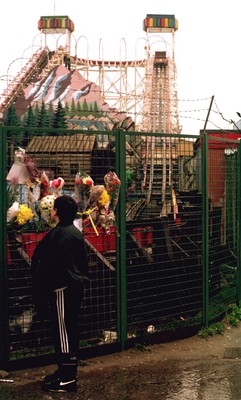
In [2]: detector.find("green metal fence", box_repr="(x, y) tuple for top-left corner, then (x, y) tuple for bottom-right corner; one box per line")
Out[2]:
(0, 125), (240, 370)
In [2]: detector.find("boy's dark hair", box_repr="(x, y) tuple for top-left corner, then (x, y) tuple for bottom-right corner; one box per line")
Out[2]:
(54, 195), (78, 224)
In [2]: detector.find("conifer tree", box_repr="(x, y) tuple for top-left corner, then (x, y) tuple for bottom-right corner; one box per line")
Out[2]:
(93, 101), (99, 117)
(34, 102), (40, 122)
(65, 101), (70, 114)
(5, 103), (22, 146)
(22, 105), (36, 146)
(52, 100), (67, 132)
(37, 100), (50, 130)
(77, 101), (81, 112)
(48, 102), (55, 127)
(83, 99), (89, 112)
(71, 98), (76, 113)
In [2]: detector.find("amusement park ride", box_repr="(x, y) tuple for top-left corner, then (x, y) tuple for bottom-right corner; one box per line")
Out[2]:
(0, 14), (180, 135)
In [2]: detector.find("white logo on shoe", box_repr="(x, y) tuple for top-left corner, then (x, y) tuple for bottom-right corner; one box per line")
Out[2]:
(59, 380), (76, 386)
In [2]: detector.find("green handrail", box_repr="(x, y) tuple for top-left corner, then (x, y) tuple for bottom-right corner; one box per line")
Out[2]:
(201, 132), (209, 327)
(0, 125), (9, 369)
(237, 141), (241, 305)
(116, 130), (127, 349)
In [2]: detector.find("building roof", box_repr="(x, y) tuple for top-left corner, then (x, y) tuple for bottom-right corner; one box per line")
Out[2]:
(27, 134), (96, 153)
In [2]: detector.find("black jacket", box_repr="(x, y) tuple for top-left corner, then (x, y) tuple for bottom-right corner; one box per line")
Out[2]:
(31, 222), (89, 317)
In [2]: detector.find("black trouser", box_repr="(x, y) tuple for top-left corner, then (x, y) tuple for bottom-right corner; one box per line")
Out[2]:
(49, 284), (84, 379)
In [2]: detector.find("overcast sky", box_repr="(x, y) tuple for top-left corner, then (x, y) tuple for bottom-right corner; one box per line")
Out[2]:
(0, 0), (240, 134)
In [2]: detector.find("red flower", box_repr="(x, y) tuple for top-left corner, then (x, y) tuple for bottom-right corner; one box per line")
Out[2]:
(86, 178), (93, 186)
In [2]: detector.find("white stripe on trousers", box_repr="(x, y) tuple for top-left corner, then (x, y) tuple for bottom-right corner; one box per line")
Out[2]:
(55, 287), (69, 353)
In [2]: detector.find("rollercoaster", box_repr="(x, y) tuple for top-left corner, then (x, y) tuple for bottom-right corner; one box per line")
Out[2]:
(0, 14), (180, 135)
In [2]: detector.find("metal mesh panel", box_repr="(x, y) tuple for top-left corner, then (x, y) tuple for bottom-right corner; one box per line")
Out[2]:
(3, 127), (240, 366)
(125, 135), (203, 338)
(6, 127), (118, 361)
(207, 140), (238, 320)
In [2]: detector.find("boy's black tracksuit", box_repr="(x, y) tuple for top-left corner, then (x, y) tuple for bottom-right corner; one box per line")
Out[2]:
(31, 222), (89, 392)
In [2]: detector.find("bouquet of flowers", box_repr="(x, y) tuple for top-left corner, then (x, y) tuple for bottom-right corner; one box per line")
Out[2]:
(49, 177), (65, 196)
(73, 170), (121, 236)
(7, 201), (34, 229)
(39, 171), (50, 199)
(86, 182), (116, 234)
(104, 171), (121, 211)
(73, 171), (94, 213)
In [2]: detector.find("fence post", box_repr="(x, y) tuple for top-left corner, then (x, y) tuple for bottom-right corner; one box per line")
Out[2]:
(0, 125), (9, 369)
(115, 129), (127, 349)
(201, 132), (209, 327)
(237, 140), (241, 305)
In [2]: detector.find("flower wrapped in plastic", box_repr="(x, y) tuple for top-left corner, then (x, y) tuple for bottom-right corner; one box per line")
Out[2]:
(50, 177), (65, 196)
(82, 185), (104, 234)
(97, 188), (113, 233)
(7, 201), (34, 228)
(83, 185), (113, 235)
(6, 148), (30, 185)
(39, 171), (50, 199)
(16, 204), (34, 225)
(104, 171), (121, 211)
(39, 194), (57, 227)
(73, 171), (94, 213)
(7, 201), (20, 224)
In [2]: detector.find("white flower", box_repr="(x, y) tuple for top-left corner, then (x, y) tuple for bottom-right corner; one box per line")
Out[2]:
(7, 201), (19, 223)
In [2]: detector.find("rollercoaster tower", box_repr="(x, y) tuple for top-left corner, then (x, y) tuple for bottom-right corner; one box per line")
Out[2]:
(38, 15), (75, 52)
(142, 14), (180, 134)
(141, 15), (180, 215)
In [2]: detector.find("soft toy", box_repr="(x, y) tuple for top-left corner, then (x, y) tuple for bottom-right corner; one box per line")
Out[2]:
(38, 194), (57, 227)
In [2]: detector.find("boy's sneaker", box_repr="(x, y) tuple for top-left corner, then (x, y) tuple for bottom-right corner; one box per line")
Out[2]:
(42, 377), (77, 393)
(42, 368), (61, 383)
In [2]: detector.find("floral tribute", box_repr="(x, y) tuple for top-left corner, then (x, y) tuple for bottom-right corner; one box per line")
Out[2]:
(6, 146), (121, 240)
(73, 171), (94, 213)
(104, 172), (121, 211)
(7, 201), (34, 227)
(81, 171), (121, 235)
(6, 148), (65, 233)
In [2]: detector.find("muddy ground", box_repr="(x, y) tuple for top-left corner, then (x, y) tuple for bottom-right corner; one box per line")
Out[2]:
(1, 323), (241, 399)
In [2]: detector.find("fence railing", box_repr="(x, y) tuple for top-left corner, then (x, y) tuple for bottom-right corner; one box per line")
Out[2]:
(0, 125), (240, 370)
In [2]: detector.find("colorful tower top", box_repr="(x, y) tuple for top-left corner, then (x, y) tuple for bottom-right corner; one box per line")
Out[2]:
(38, 16), (75, 33)
(143, 14), (178, 33)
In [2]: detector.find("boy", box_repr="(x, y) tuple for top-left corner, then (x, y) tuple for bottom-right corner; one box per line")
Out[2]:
(31, 195), (89, 393)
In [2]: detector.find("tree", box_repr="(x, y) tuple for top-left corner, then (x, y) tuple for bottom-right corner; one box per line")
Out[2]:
(77, 101), (81, 112)
(22, 105), (36, 146)
(83, 99), (89, 112)
(48, 102), (55, 127)
(70, 98), (76, 113)
(52, 100), (67, 131)
(65, 102), (70, 114)
(5, 104), (22, 146)
(37, 101), (50, 130)
(5, 103), (19, 125)
(34, 102), (40, 122)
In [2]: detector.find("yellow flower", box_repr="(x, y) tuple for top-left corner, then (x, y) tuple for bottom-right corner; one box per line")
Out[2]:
(16, 204), (34, 225)
(98, 190), (110, 207)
